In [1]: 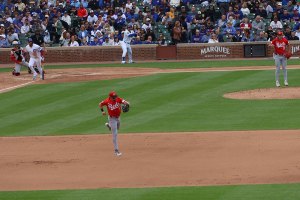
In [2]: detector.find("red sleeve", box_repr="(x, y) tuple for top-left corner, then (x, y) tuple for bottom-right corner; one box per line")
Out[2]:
(285, 38), (289, 45)
(99, 98), (108, 107)
(271, 39), (276, 45)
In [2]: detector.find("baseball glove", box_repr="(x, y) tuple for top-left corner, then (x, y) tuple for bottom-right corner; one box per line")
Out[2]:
(122, 104), (130, 113)
(284, 51), (292, 59)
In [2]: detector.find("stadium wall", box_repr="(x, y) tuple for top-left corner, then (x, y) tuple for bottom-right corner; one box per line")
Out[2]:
(0, 42), (299, 64)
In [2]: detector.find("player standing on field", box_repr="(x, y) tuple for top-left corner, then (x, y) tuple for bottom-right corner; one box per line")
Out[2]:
(270, 31), (289, 87)
(120, 25), (137, 64)
(24, 38), (46, 80)
(99, 91), (130, 156)
(10, 40), (29, 76)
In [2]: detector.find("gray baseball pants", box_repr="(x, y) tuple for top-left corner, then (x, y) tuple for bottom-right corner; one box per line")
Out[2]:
(108, 116), (120, 151)
(274, 54), (287, 82)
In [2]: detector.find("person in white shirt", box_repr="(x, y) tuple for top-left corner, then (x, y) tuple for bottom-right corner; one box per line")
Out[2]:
(240, 2), (250, 16)
(87, 10), (98, 24)
(120, 25), (137, 64)
(208, 33), (219, 43)
(141, 18), (152, 31)
(125, 0), (132, 9)
(21, 19), (31, 34)
(24, 38), (45, 80)
(61, 12), (71, 26)
(270, 16), (283, 30)
(69, 35), (79, 46)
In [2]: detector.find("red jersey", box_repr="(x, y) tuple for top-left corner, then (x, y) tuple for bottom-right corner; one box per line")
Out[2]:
(271, 37), (289, 55)
(99, 97), (124, 118)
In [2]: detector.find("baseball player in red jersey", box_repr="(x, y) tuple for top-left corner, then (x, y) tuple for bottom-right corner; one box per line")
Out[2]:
(99, 91), (130, 156)
(10, 40), (29, 76)
(270, 31), (289, 87)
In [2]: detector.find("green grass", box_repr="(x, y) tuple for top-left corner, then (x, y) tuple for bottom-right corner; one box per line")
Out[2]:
(1, 69), (300, 136)
(0, 59), (299, 73)
(1, 183), (300, 200)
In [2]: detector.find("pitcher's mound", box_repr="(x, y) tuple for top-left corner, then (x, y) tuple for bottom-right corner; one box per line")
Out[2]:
(224, 87), (300, 99)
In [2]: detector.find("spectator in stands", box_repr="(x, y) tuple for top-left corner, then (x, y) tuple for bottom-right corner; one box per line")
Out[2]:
(157, 33), (166, 45)
(71, 0), (81, 9)
(77, 3), (88, 19)
(144, 27), (156, 41)
(208, 33), (219, 43)
(255, 31), (268, 41)
(280, 9), (292, 23)
(0, 34), (9, 47)
(294, 0), (300, 12)
(217, 14), (227, 29)
(270, 16), (283, 30)
(78, 24), (89, 43)
(44, 30), (52, 45)
(172, 20), (182, 44)
(217, 0), (230, 15)
(142, 18), (152, 31)
(284, 26), (292, 39)
(286, 1), (294, 13)
(61, 11), (71, 27)
(252, 15), (265, 35)
(144, 35), (153, 44)
(13, 13), (23, 34)
(51, 15), (63, 43)
(60, 30), (71, 46)
(191, 29), (201, 43)
(240, 2), (250, 17)
(233, 5), (243, 20)
(241, 28), (254, 42)
(291, 9), (300, 22)
(21, 18), (31, 35)
(289, 31), (299, 40)
(6, 28), (19, 46)
(69, 35), (79, 46)
(227, 15), (236, 27)
(263, 1), (274, 15)
(223, 21), (236, 35)
(233, 28), (243, 42)
(113, 36), (121, 45)
(256, 4), (268, 19)
(31, 29), (44, 47)
(295, 26), (300, 39)
(15, 0), (26, 12)
(275, 2), (284, 16)
(22, 11), (32, 24)
(240, 17), (252, 31)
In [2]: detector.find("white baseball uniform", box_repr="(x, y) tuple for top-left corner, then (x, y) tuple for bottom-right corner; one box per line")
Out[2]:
(25, 43), (43, 79)
(120, 29), (137, 63)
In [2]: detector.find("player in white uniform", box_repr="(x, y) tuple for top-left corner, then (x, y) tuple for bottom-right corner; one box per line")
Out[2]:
(120, 25), (137, 64)
(24, 38), (45, 80)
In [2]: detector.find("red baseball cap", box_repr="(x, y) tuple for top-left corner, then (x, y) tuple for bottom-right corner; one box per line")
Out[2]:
(277, 31), (283, 36)
(109, 91), (117, 98)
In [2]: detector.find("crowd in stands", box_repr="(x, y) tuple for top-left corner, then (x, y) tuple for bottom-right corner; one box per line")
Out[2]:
(0, 0), (300, 48)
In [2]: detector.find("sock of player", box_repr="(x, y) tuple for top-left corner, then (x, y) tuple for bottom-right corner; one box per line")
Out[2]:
(122, 57), (125, 61)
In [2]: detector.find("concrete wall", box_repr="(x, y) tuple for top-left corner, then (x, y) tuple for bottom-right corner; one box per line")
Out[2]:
(1, 42), (299, 64)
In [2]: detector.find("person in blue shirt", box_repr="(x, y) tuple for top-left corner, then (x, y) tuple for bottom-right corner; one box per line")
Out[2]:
(191, 29), (202, 43)
(280, 9), (292, 22)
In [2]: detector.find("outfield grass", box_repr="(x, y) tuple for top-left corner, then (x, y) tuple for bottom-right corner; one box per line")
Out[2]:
(1, 69), (300, 136)
(0, 183), (300, 200)
(0, 59), (299, 73)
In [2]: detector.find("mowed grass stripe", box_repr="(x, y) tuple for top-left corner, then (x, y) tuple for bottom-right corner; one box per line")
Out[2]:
(124, 70), (262, 131)
(0, 183), (300, 200)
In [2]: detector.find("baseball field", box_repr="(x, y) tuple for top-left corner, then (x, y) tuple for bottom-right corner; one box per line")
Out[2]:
(1, 59), (300, 199)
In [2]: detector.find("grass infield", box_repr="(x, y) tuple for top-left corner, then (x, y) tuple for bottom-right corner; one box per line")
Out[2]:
(0, 59), (300, 199)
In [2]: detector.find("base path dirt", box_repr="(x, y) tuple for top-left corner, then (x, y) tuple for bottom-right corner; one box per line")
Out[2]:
(1, 131), (300, 191)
